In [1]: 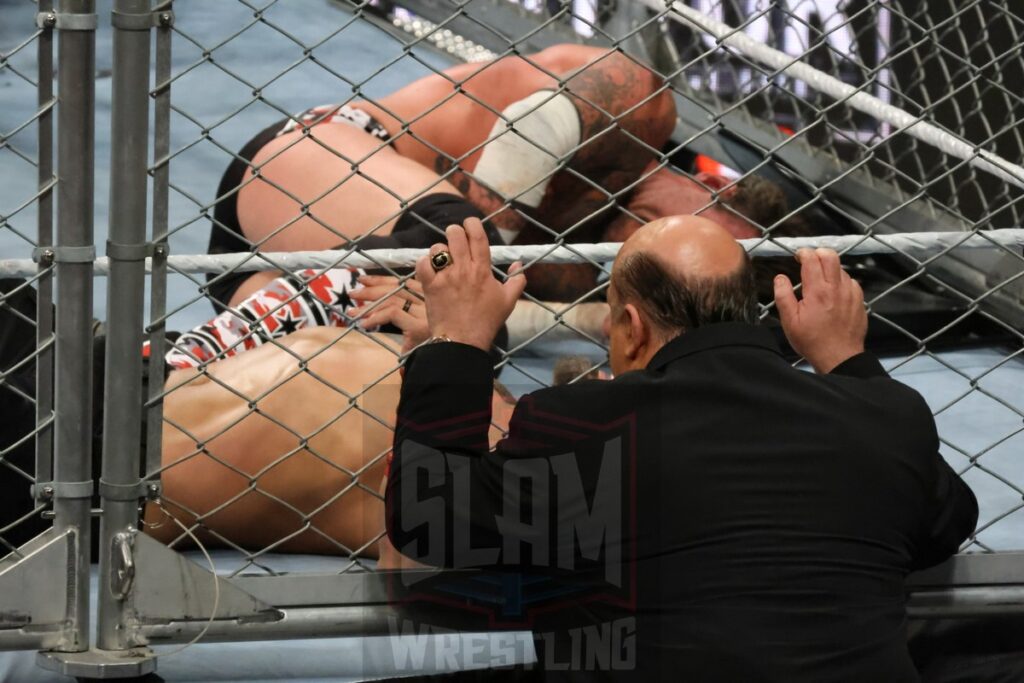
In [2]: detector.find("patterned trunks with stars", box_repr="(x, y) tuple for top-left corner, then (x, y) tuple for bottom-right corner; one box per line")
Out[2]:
(164, 267), (363, 370)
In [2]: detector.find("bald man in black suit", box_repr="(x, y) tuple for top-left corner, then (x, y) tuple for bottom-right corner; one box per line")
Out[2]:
(386, 216), (978, 682)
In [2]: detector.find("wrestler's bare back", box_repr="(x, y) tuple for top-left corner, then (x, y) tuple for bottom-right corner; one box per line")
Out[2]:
(146, 329), (403, 556)
(146, 327), (514, 561)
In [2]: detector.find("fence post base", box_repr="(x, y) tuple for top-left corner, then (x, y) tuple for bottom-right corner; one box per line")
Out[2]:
(36, 647), (158, 679)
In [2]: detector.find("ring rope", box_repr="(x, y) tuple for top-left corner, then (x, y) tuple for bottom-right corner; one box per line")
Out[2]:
(644, 0), (1024, 191)
(0, 229), (1021, 278)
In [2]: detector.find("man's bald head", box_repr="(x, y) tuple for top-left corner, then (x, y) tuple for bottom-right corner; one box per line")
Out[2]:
(610, 215), (757, 342)
(618, 215), (747, 280)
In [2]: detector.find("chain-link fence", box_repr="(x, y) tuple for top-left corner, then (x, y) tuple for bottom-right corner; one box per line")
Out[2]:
(0, 0), (54, 557)
(0, 0), (97, 661)
(0, 0), (1023, 677)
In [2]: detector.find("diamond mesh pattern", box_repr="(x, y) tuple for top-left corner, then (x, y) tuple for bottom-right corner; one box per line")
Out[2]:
(133, 0), (1024, 577)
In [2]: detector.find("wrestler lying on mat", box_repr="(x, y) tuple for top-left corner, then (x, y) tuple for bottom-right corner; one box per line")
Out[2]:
(0, 266), (593, 561)
(149, 329), (453, 567)
(209, 44), (801, 305)
(144, 265), (605, 567)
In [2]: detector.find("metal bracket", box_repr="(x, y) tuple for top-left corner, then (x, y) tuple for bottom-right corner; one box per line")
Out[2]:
(105, 240), (154, 262)
(97, 481), (159, 501)
(31, 480), (94, 501)
(111, 9), (174, 30)
(96, 481), (151, 501)
(110, 531), (136, 601)
(130, 532), (278, 624)
(0, 529), (73, 649)
(32, 246), (95, 264)
(35, 11), (98, 31)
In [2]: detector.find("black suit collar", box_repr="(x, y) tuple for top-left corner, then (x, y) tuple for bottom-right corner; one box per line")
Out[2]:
(646, 322), (781, 371)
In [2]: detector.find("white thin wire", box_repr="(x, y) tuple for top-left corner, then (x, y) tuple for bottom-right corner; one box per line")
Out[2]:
(641, 0), (1024, 191)
(143, 503), (221, 658)
(0, 229), (1020, 277)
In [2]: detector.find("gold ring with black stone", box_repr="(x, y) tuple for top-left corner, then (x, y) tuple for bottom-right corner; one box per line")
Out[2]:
(430, 250), (453, 272)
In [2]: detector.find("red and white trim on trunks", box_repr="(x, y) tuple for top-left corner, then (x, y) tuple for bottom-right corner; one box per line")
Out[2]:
(275, 104), (391, 142)
(164, 267), (364, 370)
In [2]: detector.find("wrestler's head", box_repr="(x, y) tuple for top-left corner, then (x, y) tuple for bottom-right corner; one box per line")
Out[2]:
(552, 355), (604, 385)
(603, 163), (794, 243)
(606, 215), (757, 376)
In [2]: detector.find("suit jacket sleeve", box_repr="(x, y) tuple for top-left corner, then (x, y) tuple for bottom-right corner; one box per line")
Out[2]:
(830, 351), (978, 568)
(389, 341), (560, 568)
(387, 341), (618, 571)
(828, 351), (888, 379)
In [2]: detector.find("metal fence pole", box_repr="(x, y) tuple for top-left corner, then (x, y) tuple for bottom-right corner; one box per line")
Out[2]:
(97, 0), (153, 653)
(145, 1), (172, 480)
(35, 0), (56, 505)
(51, 0), (97, 653)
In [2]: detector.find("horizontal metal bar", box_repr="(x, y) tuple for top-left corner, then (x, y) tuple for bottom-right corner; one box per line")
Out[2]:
(0, 630), (63, 652)
(139, 605), (400, 644)
(131, 563), (1024, 647)
(907, 587), (1024, 619)
(907, 552), (1024, 588)
(280, 563), (1024, 606)
(231, 569), (451, 607)
(1, 229), (1021, 277)
(132, 585), (1024, 645)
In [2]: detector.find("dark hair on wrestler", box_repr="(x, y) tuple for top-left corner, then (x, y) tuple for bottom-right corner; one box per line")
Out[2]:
(605, 168), (801, 241)
(724, 175), (789, 230)
(603, 167), (811, 302)
(552, 355), (602, 386)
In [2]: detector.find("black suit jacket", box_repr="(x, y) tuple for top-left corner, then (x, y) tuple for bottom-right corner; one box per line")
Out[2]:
(386, 323), (978, 682)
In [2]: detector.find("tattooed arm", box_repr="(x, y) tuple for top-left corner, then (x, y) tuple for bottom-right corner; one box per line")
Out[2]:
(541, 51), (675, 238)
(509, 52), (676, 301)
(427, 50), (675, 301)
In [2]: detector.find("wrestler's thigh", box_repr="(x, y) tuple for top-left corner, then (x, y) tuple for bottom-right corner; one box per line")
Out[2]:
(237, 123), (459, 253)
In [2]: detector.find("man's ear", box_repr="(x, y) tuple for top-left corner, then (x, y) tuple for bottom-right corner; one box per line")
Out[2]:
(694, 172), (739, 199)
(623, 302), (649, 361)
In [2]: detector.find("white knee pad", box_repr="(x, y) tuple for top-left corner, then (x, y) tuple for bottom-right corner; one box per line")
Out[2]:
(472, 90), (581, 208)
